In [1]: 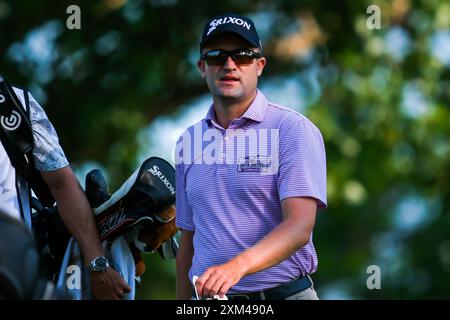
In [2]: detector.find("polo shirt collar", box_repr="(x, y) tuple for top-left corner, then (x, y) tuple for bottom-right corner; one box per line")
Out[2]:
(205, 89), (268, 128)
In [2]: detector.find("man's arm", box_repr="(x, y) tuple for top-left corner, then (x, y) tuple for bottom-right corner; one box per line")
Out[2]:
(195, 197), (317, 298)
(176, 229), (195, 299)
(41, 166), (131, 300)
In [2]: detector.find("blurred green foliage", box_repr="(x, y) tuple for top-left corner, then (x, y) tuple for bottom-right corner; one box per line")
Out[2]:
(0, 0), (448, 299)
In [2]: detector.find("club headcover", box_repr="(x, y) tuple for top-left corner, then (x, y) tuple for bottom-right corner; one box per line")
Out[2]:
(93, 157), (176, 241)
(127, 205), (179, 255)
(85, 169), (110, 208)
(157, 233), (179, 260)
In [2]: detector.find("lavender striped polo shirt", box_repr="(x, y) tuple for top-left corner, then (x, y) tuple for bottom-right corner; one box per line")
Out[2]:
(175, 89), (327, 293)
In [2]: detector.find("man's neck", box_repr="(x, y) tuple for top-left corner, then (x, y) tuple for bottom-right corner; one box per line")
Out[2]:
(212, 90), (257, 129)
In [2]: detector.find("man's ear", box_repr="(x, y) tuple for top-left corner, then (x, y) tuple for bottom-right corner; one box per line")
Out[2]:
(256, 57), (266, 77)
(197, 59), (206, 78)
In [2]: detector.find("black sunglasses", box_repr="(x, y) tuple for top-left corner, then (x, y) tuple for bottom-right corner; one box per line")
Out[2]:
(200, 49), (262, 66)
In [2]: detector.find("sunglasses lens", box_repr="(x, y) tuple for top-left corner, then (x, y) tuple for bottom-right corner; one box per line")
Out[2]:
(233, 54), (254, 65)
(205, 56), (227, 65)
(204, 51), (227, 65)
(203, 50), (260, 66)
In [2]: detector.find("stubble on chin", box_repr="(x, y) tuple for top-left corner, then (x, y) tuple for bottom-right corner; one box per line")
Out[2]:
(215, 90), (243, 104)
(212, 83), (244, 101)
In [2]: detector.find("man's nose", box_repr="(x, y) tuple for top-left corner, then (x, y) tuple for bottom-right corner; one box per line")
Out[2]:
(223, 56), (237, 70)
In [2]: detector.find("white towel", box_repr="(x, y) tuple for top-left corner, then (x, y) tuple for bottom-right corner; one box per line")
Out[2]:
(56, 236), (136, 300)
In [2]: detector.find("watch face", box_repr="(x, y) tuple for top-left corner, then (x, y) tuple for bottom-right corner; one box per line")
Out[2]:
(96, 257), (107, 268)
(91, 257), (109, 271)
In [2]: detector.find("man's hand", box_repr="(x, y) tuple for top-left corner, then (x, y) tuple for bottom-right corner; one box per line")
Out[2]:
(195, 197), (317, 299)
(90, 267), (131, 300)
(42, 167), (131, 299)
(195, 259), (247, 298)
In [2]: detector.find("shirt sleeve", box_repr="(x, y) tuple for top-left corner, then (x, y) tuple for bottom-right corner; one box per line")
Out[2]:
(175, 163), (195, 231)
(175, 134), (195, 231)
(27, 92), (69, 172)
(278, 114), (327, 208)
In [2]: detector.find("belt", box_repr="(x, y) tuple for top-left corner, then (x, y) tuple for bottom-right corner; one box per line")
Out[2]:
(226, 275), (312, 300)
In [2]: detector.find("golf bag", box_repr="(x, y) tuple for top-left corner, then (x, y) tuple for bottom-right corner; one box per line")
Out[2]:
(0, 212), (70, 299)
(32, 156), (179, 282)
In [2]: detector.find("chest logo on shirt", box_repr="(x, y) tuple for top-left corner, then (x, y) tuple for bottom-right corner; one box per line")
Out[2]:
(237, 156), (272, 173)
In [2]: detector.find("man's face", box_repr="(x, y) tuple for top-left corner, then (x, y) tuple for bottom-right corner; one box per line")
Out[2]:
(197, 33), (266, 102)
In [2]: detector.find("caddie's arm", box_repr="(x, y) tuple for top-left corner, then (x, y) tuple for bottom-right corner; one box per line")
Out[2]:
(41, 166), (131, 300)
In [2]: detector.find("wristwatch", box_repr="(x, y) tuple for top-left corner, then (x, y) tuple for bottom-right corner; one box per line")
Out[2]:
(87, 256), (110, 272)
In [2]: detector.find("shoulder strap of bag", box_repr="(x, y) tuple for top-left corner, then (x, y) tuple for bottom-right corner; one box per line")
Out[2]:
(0, 75), (55, 207)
